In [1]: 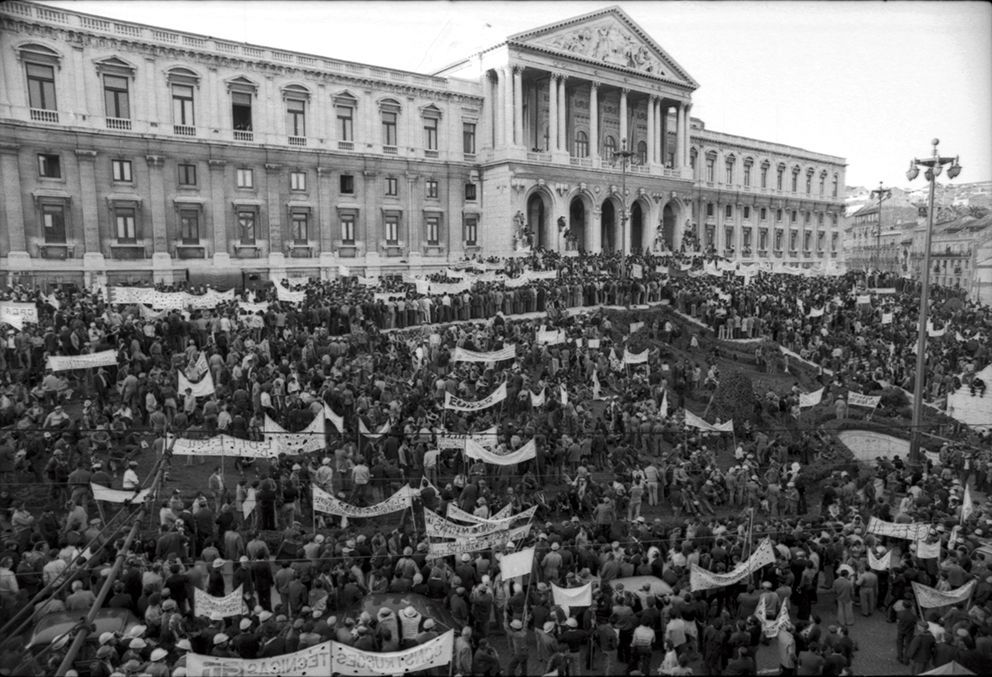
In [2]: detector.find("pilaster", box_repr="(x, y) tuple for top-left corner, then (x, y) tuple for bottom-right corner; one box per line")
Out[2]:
(208, 159), (230, 267)
(647, 96), (656, 167)
(557, 75), (568, 153)
(589, 82), (599, 163)
(501, 67), (513, 150)
(589, 208), (602, 253)
(0, 144), (26, 255)
(547, 74), (558, 152)
(74, 149), (101, 255)
(265, 163), (283, 252)
(145, 155), (168, 254)
(512, 67), (523, 147)
(316, 166), (334, 253)
(619, 89), (629, 147)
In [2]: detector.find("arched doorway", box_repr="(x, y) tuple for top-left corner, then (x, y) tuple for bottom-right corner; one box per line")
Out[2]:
(601, 200), (617, 253)
(568, 197), (586, 251)
(526, 192), (547, 249)
(662, 203), (676, 250)
(630, 202), (644, 255)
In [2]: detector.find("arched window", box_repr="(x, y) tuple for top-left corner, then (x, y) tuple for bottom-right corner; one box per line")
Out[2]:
(636, 140), (647, 165)
(743, 158), (753, 187)
(725, 155), (735, 185)
(819, 171), (828, 196)
(379, 98), (401, 148)
(776, 164), (786, 190)
(574, 131), (589, 158)
(705, 152), (717, 182)
(805, 167), (814, 195)
(791, 166), (800, 193)
(760, 160), (770, 188)
(832, 174), (839, 197)
(604, 136), (617, 160)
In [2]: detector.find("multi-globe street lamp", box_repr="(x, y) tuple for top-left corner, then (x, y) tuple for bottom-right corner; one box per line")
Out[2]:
(869, 181), (892, 274)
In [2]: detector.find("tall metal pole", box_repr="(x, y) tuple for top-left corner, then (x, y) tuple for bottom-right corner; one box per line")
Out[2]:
(870, 181), (891, 277)
(615, 138), (634, 256)
(909, 174), (936, 467)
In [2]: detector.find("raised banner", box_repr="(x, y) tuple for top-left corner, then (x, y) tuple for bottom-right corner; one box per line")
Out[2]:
(276, 284), (306, 304)
(238, 300), (270, 314)
(631, 263), (643, 279)
(856, 295), (872, 305)
(331, 630), (454, 676)
(446, 502), (513, 524)
(443, 383), (507, 412)
(690, 538), (776, 591)
(868, 287), (897, 295)
(424, 506), (537, 539)
(464, 438), (536, 466)
(264, 413), (325, 453)
(430, 280), (472, 296)
(552, 582), (593, 613)
(312, 485), (414, 518)
(530, 389), (546, 408)
(755, 595), (791, 638)
(187, 641), (331, 677)
(178, 370), (215, 398)
(499, 547), (536, 580)
(90, 483), (151, 504)
(866, 517), (930, 541)
(684, 409), (734, 433)
(323, 403), (345, 434)
(373, 292), (406, 303)
(912, 580), (976, 609)
(194, 585), (248, 618)
(847, 392), (882, 409)
(799, 388), (824, 408)
(623, 348), (649, 365)
(914, 539), (941, 560)
(338, 265), (351, 277)
(808, 307), (825, 318)
(356, 276), (380, 287)
(451, 345), (517, 363)
(358, 419), (391, 441)
(0, 302), (38, 326)
(437, 426), (498, 451)
(536, 328), (567, 346)
(47, 350), (118, 372)
(426, 523), (531, 560)
(169, 434), (280, 459)
(868, 548), (894, 571)
(629, 321), (645, 335)
(881, 312), (894, 325)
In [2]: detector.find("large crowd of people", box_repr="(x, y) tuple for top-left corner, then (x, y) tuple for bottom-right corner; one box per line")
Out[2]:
(0, 246), (991, 676)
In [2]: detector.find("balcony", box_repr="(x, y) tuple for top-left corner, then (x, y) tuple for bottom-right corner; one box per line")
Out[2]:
(424, 149), (439, 159)
(338, 140), (354, 151)
(287, 244), (313, 258)
(30, 108), (59, 123)
(233, 244), (261, 258)
(570, 157), (593, 168)
(174, 124), (196, 137)
(463, 153), (476, 162)
(527, 151), (552, 162)
(234, 130), (254, 142)
(110, 243), (146, 260)
(288, 136), (307, 147)
(38, 244), (74, 259)
(106, 117), (132, 131)
(174, 244), (206, 259)
(383, 145), (398, 155)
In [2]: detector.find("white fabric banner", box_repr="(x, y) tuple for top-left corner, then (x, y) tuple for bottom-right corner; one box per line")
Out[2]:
(536, 328), (567, 346)
(264, 413), (325, 453)
(881, 312), (894, 325)
(43, 293), (61, 310)
(799, 388), (824, 408)
(464, 439), (536, 466)
(427, 523), (531, 560)
(912, 580), (976, 609)
(238, 300), (270, 314)
(373, 292), (406, 303)
(623, 348), (649, 365)
(0, 302), (38, 326)
(451, 345), (516, 363)
(194, 585), (248, 618)
(187, 641), (332, 677)
(856, 294), (872, 305)
(587, 338), (601, 350)
(446, 502), (513, 524)
(868, 549), (893, 571)
(684, 409), (734, 433)
(192, 352), (209, 380)
(169, 434), (280, 458)
(178, 370), (215, 398)
(47, 350), (118, 372)
(331, 630), (454, 676)
(90, 483), (151, 504)
(338, 265), (351, 277)
(847, 392), (882, 409)
(756, 595), (791, 638)
(276, 284), (307, 304)
(499, 547), (536, 580)
(443, 383), (507, 412)
(866, 517), (930, 541)
(927, 321), (946, 338)
(424, 506), (537, 539)
(631, 263), (643, 279)
(560, 384), (568, 406)
(430, 280), (472, 296)
(629, 321), (645, 334)
(530, 388), (546, 408)
(437, 426), (498, 451)
(323, 403), (345, 434)
(915, 539), (941, 560)
(962, 485), (975, 522)
(356, 276), (380, 287)
(312, 485), (414, 518)
(358, 419), (390, 441)
(690, 538), (776, 591)
(552, 582), (593, 612)
(868, 287), (897, 295)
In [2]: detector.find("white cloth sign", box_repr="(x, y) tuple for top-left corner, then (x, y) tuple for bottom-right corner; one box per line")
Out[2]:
(0, 302), (38, 326)
(623, 348), (649, 365)
(631, 263), (643, 279)
(358, 419), (390, 441)
(552, 582), (593, 613)
(756, 595), (791, 638)
(530, 388), (546, 408)
(914, 539), (941, 559)
(560, 385), (568, 406)
(276, 284), (306, 304)
(437, 426), (498, 451)
(451, 345), (517, 363)
(323, 403), (345, 434)
(90, 483), (151, 504)
(866, 517), (930, 541)
(464, 439), (537, 466)
(43, 293), (61, 310)
(427, 524), (531, 560)
(238, 300), (270, 314)
(881, 312), (894, 325)
(683, 409), (734, 433)
(356, 276), (380, 287)
(808, 307), (825, 318)
(536, 328), (567, 346)
(194, 585), (248, 618)
(264, 413), (325, 453)
(499, 547), (536, 580)
(856, 295), (872, 305)
(373, 292), (406, 303)
(178, 370), (215, 398)
(312, 485), (414, 518)
(446, 502), (513, 524)
(338, 265), (351, 277)
(962, 485), (975, 522)
(868, 549), (893, 571)
(690, 538), (776, 591)
(912, 580), (976, 608)
(331, 630), (454, 676)
(47, 350), (118, 372)
(847, 392), (882, 409)
(187, 641), (331, 677)
(629, 321), (645, 335)
(443, 383), (507, 412)
(424, 506), (537, 539)
(799, 388), (824, 408)
(587, 338), (601, 350)
(169, 434), (280, 459)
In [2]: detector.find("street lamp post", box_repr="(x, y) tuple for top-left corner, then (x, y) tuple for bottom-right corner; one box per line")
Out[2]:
(869, 180), (892, 277)
(906, 138), (961, 466)
(614, 138), (635, 255)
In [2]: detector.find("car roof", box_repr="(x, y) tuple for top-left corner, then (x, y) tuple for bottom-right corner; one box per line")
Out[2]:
(28, 609), (141, 649)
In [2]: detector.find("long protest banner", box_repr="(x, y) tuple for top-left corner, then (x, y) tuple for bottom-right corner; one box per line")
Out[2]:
(684, 409), (734, 433)
(275, 284), (306, 304)
(690, 538), (776, 591)
(847, 392), (882, 409)
(866, 517), (930, 541)
(436, 426), (498, 450)
(450, 345), (517, 363)
(446, 502), (513, 524)
(312, 485), (414, 518)
(464, 438), (536, 466)
(426, 523), (531, 560)
(623, 348), (649, 365)
(177, 370), (215, 398)
(264, 413), (326, 453)
(331, 630), (454, 676)
(799, 388), (824, 408)
(169, 434), (280, 459)
(193, 585), (248, 618)
(187, 641), (332, 677)
(47, 350), (118, 372)
(424, 505), (537, 539)
(912, 580), (976, 609)
(90, 483), (151, 504)
(323, 403), (345, 434)
(443, 383), (507, 412)
(0, 302), (38, 326)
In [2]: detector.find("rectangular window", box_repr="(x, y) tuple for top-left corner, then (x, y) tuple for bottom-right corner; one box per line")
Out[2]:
(791, 210), (798, 224)
(172, 84), (194, 126)
(424, 117), (438, 151)
(775, 230), (783, 250)
(760, 207), (767, 221)
(743, 206), (751, 220)
(725, 164), (733, 184)
(832, 176), (838, 198)
(725, 204), (733, 219)
(744, 228), (752, 249)
(706, 203), (714, 218)
(759, 229), (767, 250)
(817, 231), (825, 251)
(760, 165), (768, 189)
(232, 92), (253, 131)
(38, 154), (61, 178)
(340, 174), (354, 194)
(115, 207), (137, 242)
(425, 215), (439, 245)
(384, 215), (399, 244)
(465, 183), (477, 201)
(291, 212), (309, 244)
(286, 99), (305, 137)
(705, 158), (715, 182)
(179, 209), (199, 244)
(463, 122), (476, 154)
(112, 159), (133, 183)
(382, 111), (397, 146)
(804, 231), (812, 251)
(341, 213), (355, 244)
(290, 171), (306, 191)
(776, 209), (783, 223)
(725, 227), (734, 249)
(777, 169), (784, 191)
(236, 168), (254, 188)
(178, 163), (197, 186)
(42, 204), (67, 243)
(806, 176), (812, 194)
(385, 177), (398, 197)
(743, 164), (752, 187)
(336, 105), (354, 141)
(805, 212), (811, 225)
(464, 216), (478, 246)
(237, 210), (256, 244)
(26, 63), (57, 110)
(103, 74), (130, 119)
(791, 173), (799, 192)
(790, 231), (798, 251)
(426, 179), (438, 199)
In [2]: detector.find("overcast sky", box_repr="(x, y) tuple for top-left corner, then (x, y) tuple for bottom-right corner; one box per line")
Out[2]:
(50, 1), (992, 189)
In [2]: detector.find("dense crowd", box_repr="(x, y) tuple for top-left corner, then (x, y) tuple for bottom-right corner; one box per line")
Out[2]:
(1, 248), (991, 676)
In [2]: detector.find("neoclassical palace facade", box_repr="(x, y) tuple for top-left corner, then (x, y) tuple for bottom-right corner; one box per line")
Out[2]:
(0, 3), (846, 287)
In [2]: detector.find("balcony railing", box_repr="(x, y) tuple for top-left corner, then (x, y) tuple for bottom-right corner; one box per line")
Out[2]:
(106, 117), (132, 131)
(424, 149), (439, 159)
(288, 136), (307, 147)
(383, 145), (398, 155)
(174, 124), (196, 137)
(30, 108), (59, 123)
(234, 130), (254, 142)
(338, 140), (354, 150)
(527, 151), (551, 162)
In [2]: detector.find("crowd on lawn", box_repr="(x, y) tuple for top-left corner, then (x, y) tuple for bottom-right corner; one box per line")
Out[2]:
(0, 248), (991, 676)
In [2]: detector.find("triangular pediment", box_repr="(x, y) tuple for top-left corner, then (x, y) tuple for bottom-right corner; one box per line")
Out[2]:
(508, 6), (697, 89)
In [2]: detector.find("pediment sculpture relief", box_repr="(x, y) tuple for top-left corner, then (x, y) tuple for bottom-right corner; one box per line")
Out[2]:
(542, 22), (666, 76)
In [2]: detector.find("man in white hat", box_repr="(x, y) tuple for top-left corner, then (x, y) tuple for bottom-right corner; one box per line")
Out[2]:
(506, 618), (530, 676)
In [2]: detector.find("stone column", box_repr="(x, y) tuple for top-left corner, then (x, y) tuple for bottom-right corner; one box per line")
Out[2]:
(208, 160), (229, 265)
(512, 67), (523, 147)
(145, 155), (168, 254)
(619, 88), (629, 148)
(265, 163), (283, 253)
(501, 67), (513, 151)
(660, 103), (668, 167)
(74, 149), (101, 256)
(547, 74), (558, 152)
(483, 72), (495, 149)
(589, 82), (599, 163)
(588, 208), (602, 253)
(406, 173), (420, 255)
(683, 103), (693, 169)
(557, 75), (568, 153)
(647, 96), (656, 166)
(674, 103), (685, 169)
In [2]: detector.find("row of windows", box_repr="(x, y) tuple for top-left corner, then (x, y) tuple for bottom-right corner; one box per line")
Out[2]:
(703, 226), (840, 252)
(34, 153), (479, 200)
(690, 149), (840, 197)
(25, 59), (479, 153)
(38, 203), (477, 248)
(703, 202), (840, 227)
